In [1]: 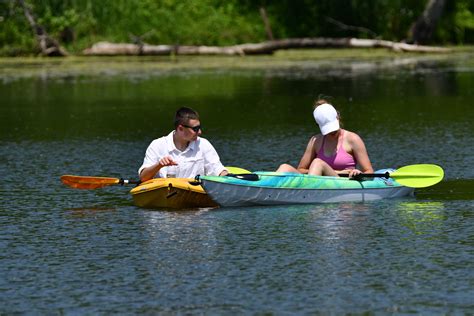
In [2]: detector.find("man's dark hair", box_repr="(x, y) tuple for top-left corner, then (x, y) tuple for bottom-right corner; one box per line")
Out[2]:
(174, 107), (199, 129)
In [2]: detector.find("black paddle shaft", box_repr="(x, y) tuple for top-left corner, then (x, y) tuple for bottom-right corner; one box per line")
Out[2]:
(340, 172), (390, 181)
(226, 173), (260, 181)
(193, 173), (259, 184)
(119, 178), (141, 186)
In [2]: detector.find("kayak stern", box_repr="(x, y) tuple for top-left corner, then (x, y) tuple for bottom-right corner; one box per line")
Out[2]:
(130, 178), (218, 209)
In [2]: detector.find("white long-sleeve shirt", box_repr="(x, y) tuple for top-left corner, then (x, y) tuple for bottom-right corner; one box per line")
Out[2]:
(138, 131), (226, 178)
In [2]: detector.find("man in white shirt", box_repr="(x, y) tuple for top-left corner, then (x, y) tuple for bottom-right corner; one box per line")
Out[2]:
(138, 107), (228, 181)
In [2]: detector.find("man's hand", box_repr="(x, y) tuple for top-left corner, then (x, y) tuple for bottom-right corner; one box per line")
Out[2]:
(159, 156), (178, 167)
(219, 169), (229, 176)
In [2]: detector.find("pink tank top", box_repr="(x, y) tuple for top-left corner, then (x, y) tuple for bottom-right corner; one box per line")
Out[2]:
(317, 130), (357, 170)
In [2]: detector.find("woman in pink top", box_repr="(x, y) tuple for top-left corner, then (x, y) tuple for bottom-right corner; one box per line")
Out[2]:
(277, 99), (373, 177)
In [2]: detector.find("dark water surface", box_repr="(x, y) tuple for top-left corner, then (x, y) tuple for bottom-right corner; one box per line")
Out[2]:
(1, 53), (474, 314)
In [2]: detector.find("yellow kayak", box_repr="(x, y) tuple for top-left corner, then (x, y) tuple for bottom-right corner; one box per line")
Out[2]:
(129, 178), (218, 209)
(61, 167), (250, 209)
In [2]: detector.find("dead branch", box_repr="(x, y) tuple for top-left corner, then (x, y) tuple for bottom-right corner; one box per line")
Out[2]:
(83, 38), (451, 56)
(17, 0), (67, 56)
(325, 17), (379, 39)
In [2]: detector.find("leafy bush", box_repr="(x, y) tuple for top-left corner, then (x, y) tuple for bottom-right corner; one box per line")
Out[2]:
(1, 0), (473, 56)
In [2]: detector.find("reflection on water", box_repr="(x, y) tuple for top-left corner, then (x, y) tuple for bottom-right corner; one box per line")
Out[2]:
(2, 59), (474, 179)
(395, 201), (447, 235)
(417, 179), (474, 201)
(66, 207), (118, 218)
(1, 52), (473, 82)
(1, 54), (474, 314)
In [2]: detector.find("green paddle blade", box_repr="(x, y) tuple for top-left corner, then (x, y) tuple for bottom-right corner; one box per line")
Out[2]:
(390, 164), (444, 188)
(226, 166), (251, 174)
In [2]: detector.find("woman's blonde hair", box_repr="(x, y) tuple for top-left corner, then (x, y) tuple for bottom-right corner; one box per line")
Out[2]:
(313, 98), (329, 109)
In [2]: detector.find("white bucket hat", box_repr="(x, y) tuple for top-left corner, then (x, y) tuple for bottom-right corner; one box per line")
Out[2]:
(313, 103), (340, 135)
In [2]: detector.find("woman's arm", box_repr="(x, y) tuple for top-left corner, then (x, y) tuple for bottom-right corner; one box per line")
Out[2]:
(350, 133), (374, 174)
(296, 136), (318, 174)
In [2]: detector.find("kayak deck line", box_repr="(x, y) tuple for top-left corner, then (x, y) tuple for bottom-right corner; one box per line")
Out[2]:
(200, 171), (401, 190)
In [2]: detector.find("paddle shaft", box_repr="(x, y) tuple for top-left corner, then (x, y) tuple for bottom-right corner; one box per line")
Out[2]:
(227, 173), (260, 181)
(118, 179), (141, 185)
(340, 173), (390, 180)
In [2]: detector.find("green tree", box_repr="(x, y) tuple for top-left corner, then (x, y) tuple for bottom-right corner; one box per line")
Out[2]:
(1, 0), (474, 56)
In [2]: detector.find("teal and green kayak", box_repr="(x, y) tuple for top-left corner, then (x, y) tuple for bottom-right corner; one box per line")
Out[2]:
(200, 170), (415, 207)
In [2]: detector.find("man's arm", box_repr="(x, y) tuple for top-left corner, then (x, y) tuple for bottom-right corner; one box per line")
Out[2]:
(139, 156), (177, 182)
(201, 139), (227, 176)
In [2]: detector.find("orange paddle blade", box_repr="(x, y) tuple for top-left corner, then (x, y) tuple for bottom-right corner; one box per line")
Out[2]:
(61, 175), (120, 189)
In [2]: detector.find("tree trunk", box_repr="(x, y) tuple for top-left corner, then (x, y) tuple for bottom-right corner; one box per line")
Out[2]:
(83, 38), (451, 56)
(409, 0), (446, 44)
(17, 0), (67, 56)
(260, 7), (274, 41)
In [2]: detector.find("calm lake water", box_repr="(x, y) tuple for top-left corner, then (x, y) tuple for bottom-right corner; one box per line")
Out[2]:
(1, 52), (473, 314)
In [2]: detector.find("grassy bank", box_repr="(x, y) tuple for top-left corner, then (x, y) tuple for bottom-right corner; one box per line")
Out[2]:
(2, 47), (473, 81)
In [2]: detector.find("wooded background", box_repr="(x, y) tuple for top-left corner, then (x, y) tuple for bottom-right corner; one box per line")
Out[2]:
(1, 0), (473, 56)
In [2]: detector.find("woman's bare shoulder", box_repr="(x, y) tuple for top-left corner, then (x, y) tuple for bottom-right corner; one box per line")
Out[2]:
(344, 130), (363, 142)
(344, 130), (367, 151)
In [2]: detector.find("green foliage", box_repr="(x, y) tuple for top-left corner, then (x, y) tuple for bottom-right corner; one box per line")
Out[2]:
(0, 1), (36, 55)
(1, 0), (474, 56)
(454, 1), (474, 43)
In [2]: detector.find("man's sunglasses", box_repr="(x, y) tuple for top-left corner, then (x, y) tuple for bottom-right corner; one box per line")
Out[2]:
(181, 124), (202, 133)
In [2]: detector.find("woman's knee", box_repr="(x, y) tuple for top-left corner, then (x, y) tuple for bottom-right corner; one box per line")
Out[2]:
(276, 163), (295, 172)
(309, 158), (336, 176)
(308, 158), (336, 176)
(309, 158), (325, 168)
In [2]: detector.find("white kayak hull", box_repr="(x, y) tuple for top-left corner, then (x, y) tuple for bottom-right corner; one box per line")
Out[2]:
(200, 171), (415, 207)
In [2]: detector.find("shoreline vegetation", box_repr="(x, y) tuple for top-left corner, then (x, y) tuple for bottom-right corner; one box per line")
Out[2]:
(2, 48), (473, 81)
(2, 1), (473, 57)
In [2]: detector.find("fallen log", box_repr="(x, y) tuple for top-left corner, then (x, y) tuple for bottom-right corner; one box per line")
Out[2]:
(83, 38), (451, 56)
